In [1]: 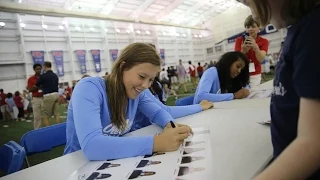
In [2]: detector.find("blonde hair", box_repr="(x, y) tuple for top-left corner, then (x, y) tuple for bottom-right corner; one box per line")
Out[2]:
(105, 43), (161, 132)
(250, 0), (320, 26)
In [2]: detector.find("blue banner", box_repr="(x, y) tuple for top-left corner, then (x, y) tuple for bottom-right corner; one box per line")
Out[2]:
(109, 49), (118, 62)
(52, 51), (64, 76)
(91, 50), (101, 72)
(75, 50), (87, 74)
(31, 51), (45, 65)
(225, 24), (278, 44)
(160, 49), (165, 66)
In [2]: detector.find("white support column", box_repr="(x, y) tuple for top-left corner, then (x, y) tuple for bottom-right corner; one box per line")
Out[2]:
(64, 17), (76, 82)
(112, 21), (119, 53)
(16, 14), (28, 81)
(41, 16), (50, 63)
(188, 29), (195, 63)
(99, 20), (111, 73)
(82, 21), (91, 74)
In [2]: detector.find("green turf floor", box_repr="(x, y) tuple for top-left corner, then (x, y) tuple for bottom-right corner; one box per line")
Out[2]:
(0, 73), (274, 176)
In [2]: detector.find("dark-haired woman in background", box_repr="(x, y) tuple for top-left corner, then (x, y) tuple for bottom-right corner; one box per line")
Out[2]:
(131, 76), (213, 132)
(193, 51), (250, 104)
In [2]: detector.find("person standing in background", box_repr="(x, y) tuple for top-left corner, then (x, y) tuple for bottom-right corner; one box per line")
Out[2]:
(22, 90), (32, 120)
(27, 64), (43, 129)
(14, 91), (24, 121)
(197, 62), (204, 79)
(188, 61), (197, 89)
(177, 60), (188, 93)
(235, 15), (269, 88)
(207, 61), (214, 69)
(36, 61), (60, 127)
(0, 89), (10, 121)
(203, 63), (208, 71)
(5, 93), (19, 121)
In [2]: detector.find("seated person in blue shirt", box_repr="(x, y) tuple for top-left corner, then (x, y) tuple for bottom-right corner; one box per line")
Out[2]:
(131, 76), (214, 131)
(193, 51), (250, 104)
(64, 43), (192, 161)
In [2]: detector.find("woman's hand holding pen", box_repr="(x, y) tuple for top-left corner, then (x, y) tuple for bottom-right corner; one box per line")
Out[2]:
(153, 122), (192, 152)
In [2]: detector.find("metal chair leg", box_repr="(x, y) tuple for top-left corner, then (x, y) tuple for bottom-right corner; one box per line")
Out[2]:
(25, 157), (30, 167)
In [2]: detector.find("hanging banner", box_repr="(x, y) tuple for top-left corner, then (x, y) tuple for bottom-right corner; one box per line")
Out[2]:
(52, 51), (64, 76)
(75, 50), (87, 74)
(31, 51), (45, 65)
(159, 49), (165, 66)
(109, 49), (118, 62)
(91, 50), (101, 73)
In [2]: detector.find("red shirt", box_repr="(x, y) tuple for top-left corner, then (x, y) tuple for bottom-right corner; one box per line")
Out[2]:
(197, 66), (204, 74)
(0, 93), (6, 105)
(189, 65), (196, 77)
(27, 75), (43, 97)
(14, 96), (23, 108)
(235, 36), (269, 75)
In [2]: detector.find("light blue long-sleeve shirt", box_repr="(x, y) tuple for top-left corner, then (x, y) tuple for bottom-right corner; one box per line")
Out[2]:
(131, 88), (202, 131)
(193, 67), (234, 104)
(5, 98), (16, 112)
(63, 77), (173, 161)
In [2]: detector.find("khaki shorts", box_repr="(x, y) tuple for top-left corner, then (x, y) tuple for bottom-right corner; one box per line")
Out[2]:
(178, 75), (186, 84)
(41, 93), (59, 118)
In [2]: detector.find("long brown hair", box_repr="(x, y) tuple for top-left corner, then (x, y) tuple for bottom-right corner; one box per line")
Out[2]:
(249, 0), (320, 26)
(105, 43), (161, 132)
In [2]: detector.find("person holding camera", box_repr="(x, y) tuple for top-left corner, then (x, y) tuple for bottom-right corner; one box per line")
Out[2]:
(235, 15), (269, 88)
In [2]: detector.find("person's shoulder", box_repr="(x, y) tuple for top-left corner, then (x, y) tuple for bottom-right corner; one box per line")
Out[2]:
(207, 67), (217, 73)
(79, 76), (105, 86)
(235, 36), (242, 41)
(235, 36), (243, 42)
(27, 75), (35, 80)
(258, 36), (269, 43)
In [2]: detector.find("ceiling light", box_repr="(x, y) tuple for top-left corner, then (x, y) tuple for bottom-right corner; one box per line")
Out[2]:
(59, 25), (64, 30)
(126, 29), (131, 33)
(146, 30), (150, 35)
(182, 33), (186, 37)
(90, 27), (95, 32)
(162, 32), (166, 35)
(136, 30), (140, 34)
(116, 29), (120, 33)
(42, 24), (48, 29)
(199, 35), (203, 38)
(0, 22), (5, 27)
(20, 23), (26, 28)
(104, 28), (108, 32)
(75, 26), (81, 31)
(194, 34), (198, 38)
(176, 33), (180, 37)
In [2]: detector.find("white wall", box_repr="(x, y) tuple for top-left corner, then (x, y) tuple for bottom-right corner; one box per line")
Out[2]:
(0, 12), (210, 93)
(0, 12), (26, 92)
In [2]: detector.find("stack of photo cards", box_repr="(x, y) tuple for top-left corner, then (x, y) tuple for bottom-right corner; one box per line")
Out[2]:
(67, 156), (143, 180)
(67, 126), (213, 180)
(247, 89), (273, 99)
(127, 149), (182, 180)
(175, 126), (214, 180)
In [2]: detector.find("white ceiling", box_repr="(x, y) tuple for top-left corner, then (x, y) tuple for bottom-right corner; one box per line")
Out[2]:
(13, 0), (247, 27)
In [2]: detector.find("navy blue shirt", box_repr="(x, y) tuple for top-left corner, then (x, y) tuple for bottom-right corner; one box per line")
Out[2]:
(36, 70), (59, 95)
(271, 6), (320, 179)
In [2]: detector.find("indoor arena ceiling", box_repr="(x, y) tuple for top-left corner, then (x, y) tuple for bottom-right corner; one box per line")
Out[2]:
(1, 0), (247, 28)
